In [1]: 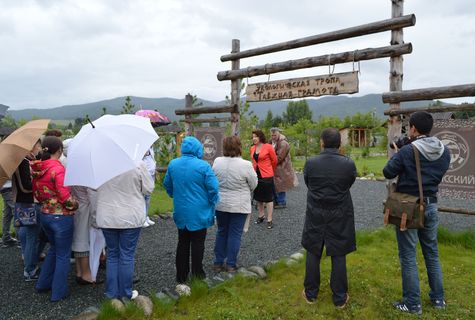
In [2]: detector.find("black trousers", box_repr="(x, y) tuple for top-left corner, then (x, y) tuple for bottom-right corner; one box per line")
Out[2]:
(304, 249), (348, 306)
(176, 228), (207, 283)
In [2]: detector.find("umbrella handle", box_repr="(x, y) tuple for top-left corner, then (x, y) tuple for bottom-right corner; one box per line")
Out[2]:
(86, 116), (95, 129)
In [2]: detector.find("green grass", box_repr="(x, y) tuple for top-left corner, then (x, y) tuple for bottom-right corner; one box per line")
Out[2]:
(352, 156), (387, 178)
(0, 188), (173, 237)
(293, 155), (387, 178)
(97, 228), (475, 319)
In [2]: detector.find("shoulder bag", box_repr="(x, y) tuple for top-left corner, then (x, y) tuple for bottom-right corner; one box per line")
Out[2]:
(383, 144), (425, 231)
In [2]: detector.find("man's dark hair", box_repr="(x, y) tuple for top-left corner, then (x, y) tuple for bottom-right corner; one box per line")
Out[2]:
(409, 111), (433, 135)
(321, 128), (341, 148)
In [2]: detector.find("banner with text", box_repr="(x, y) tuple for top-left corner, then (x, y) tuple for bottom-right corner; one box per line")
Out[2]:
(245, 71), (359, 102)
(432, 119), (475, 200)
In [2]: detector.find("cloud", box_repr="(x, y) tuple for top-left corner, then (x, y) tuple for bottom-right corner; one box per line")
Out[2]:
(0, 0), (474, 109)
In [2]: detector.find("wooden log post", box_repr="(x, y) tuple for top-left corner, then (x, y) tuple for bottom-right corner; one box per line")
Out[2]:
(184, 94), (193, 136)
(230, 39), (241, 136)
(387, 0), (404, 159)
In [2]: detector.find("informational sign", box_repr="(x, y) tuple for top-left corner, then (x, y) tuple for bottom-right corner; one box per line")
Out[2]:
(194, 127), (225, 165)
(245, 71), (359, 102)
(432, 120), (475, 200)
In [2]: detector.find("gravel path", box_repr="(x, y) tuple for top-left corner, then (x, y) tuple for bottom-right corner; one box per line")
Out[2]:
(1, 176), (474, 319)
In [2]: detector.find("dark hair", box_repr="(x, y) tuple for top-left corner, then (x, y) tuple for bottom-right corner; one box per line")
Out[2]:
(409, 111), (433, 135)
(44, 129), (63, 137)
(223, 136), (242, 157)
(40, 136), (63, 160)
(252, 129), (266, 143)
(321, 128), (341, 148)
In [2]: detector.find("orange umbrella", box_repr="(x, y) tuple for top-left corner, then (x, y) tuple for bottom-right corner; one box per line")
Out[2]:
(0, 119), (50, 188)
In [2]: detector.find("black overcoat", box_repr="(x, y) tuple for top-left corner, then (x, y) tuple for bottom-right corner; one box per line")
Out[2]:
(301, 148), (357, 256)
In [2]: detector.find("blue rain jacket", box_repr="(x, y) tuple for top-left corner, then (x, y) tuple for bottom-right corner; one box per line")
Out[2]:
(163, 136), (219, 231)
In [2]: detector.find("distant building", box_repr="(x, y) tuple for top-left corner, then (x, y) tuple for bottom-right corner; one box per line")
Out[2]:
(340, 127), (373, 147)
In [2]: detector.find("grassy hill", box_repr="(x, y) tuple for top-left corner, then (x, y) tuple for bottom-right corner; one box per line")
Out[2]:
(6, 94), (435, 122)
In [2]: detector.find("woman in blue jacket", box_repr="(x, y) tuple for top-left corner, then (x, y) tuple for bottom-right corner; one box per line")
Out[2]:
(163, 136), (219, 283)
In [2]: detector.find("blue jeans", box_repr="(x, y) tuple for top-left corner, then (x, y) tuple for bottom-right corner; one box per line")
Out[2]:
(396, 203), (444, 307)
(214, 211), (247, 268)
(18, 203), (41, 275)
(275, 192), (286, 205)
(102, 228), (141, 299)
(36, 213), (74, 301)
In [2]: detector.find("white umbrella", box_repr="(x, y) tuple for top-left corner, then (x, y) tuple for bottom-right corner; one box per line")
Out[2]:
(64, 114), (158, 189)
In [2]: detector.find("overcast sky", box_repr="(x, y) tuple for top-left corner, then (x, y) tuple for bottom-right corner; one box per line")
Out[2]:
(1, 0), (474, 109)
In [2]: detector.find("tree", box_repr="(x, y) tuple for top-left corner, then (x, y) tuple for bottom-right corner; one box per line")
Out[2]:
(282, 100), (312, 125)
(121, 96), (136, 114)
(261, 110), (274, 131)
(0, 115), (17, 128)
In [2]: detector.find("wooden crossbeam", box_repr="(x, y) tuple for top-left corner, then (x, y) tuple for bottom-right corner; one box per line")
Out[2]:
(220, 15), (416, 61)
(382, 84), (475, 103)
(384, 103), (475, 116)
(180, 117), (234, 124)
(175, 104), (237, 115)
(217, 43), (412, 81)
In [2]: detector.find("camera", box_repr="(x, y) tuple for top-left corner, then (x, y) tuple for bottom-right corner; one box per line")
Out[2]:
(389, 136), (412, 149)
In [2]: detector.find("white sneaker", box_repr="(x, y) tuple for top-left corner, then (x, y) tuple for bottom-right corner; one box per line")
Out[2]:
(143, 221), (150, 228)
(146, 217), (155, 226)
(131, 290), (139, 300)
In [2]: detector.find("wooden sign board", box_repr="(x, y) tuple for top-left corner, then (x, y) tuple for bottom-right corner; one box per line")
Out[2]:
(245, 71), (359, 102)
(432, 119), (475, 200)
(194, 127), (225, 165)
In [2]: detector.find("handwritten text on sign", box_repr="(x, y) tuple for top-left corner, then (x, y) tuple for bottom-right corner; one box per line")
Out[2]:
(245, 71), (359, 102)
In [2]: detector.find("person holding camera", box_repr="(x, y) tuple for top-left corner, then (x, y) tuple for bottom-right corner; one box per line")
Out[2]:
(383, 111), (450, 315)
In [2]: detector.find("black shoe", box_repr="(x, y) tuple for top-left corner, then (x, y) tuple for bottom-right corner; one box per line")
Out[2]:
(1, 238), (18, 248)
(393, 300), (422, 315)
(267, 221), (273, 229)
(431, 299), (446, 309)
(255, 216), (265, 224)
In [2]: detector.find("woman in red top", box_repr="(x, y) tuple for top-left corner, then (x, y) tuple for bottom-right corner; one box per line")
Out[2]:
(250, 129), (277, 229)
(32, 136), (78, 302)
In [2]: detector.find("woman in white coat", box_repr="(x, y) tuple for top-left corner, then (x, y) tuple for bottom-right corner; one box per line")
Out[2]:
(212, 136), (258, 272)
(95, 161), (154, 299)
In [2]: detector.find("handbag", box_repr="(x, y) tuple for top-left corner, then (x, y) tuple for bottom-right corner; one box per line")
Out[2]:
(14, 203), (37, 227)
(383, 145), (425, 231)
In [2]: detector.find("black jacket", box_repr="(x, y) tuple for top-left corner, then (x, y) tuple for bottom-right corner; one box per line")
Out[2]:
(301, 148), (357, 256)
(12, 158), (34, 203)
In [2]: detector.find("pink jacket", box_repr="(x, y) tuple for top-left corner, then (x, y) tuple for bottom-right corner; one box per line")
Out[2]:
(31, 159), (78, 215)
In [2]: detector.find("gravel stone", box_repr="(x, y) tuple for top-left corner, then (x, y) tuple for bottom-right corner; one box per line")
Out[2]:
(134, 295), (153, 317)
(247, 266), (267, 279)
(1, 175), (473, 319)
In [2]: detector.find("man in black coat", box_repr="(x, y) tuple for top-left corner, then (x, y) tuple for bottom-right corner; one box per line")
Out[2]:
(301, 128), (356, 308)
